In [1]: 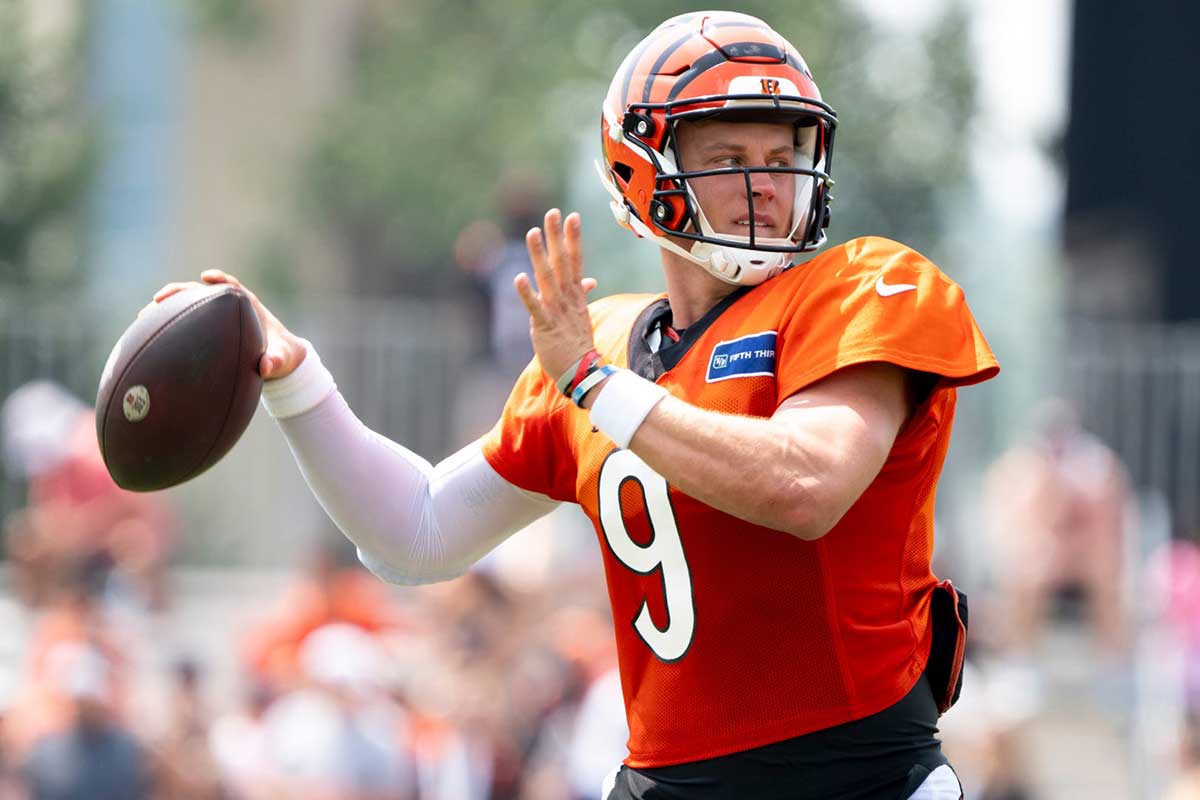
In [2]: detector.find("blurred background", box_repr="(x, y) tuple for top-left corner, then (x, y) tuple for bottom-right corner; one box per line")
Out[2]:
(0, 0), (1197, 797)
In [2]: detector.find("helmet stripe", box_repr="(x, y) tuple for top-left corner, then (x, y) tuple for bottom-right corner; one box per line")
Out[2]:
(664, 49), (730, 103)
(618, 35), (658, 111)
(663, 43), (809, 104)
(784, 52), (811, 78)
(640, 32), (698, 104)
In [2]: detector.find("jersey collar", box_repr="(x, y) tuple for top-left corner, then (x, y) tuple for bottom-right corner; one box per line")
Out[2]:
(627, 287), (752, 381)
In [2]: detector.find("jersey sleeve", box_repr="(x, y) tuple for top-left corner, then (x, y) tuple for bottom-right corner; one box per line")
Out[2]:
(479, 359), (579, 502)
(775, 236), (999, 403)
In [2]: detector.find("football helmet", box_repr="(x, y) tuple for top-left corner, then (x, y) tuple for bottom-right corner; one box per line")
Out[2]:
(597, 12), (837, 286)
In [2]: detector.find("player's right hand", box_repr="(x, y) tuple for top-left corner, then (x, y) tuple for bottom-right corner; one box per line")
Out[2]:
(145, 270), (307, 380)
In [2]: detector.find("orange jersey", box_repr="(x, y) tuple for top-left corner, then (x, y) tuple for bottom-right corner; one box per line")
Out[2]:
(481, 236), (998, 767)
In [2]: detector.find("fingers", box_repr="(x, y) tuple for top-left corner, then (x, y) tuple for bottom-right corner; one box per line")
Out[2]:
(152, 282), (197, 303)
(524, 225), (555, 305)
(544, 209), (584, 295)
(200, 269), (240, 287)
(152, 270), (243, 305)
(519, 209), (595, 343)
(564, 212), (583, 288)
(543, 209), (570, 295)
(513, 273), (549, 327)
(259, 350), (286, 380)
(527, 209), (587, 299)
(259, 341), (298, 380)
(201, 269), (276, 330)
(146, 272), (305, 380)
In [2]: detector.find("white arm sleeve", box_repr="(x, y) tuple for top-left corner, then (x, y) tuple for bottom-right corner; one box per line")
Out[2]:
(261, 342), (559, 585)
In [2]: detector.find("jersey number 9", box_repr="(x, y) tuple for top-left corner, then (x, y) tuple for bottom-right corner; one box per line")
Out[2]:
(598, 450), (696, 662)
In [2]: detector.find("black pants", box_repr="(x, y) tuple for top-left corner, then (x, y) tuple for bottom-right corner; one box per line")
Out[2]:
(605, 675), (952, 800)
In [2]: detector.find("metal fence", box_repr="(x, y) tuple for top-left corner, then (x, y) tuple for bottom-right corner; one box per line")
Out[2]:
(1065, 320), (1200, 539)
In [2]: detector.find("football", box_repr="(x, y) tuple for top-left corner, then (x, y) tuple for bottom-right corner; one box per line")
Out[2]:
(96, 283), (265, 492)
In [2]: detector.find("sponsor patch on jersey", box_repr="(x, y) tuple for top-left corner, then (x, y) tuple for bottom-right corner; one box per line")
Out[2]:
(706, 331), (777, 383)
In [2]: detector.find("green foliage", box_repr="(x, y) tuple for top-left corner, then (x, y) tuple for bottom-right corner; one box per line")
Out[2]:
(184, 0), (265, 45)
(820, 6), (976, 252)
(298, 1), (975, 285)
(0, 1), (96, 289)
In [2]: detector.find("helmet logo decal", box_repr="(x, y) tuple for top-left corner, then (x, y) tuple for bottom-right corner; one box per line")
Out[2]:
(760, 78), (781, 95)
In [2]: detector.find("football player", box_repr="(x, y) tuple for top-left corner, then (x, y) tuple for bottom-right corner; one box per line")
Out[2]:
(153, 11), (997, 799)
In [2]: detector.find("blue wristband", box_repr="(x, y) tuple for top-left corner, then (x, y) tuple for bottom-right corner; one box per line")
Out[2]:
(571, 363), (617, 407)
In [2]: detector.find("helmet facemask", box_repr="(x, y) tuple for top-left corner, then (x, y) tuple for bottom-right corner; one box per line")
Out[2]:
(598, 93), (837, 287)
(654, 116), (829, 284)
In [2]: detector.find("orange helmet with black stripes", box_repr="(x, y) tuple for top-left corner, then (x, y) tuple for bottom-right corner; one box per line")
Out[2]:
(597, 12), (837, 286)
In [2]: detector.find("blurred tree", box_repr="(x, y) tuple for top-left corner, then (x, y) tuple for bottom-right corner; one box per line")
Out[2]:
(196, 0), (976, 293)
(186, 0), (265, 44)
(0, 1), (96, 290)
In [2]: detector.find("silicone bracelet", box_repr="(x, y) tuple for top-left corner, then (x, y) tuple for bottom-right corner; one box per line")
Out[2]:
(571, 363), (617, 407)
(556, 349), (600, 396)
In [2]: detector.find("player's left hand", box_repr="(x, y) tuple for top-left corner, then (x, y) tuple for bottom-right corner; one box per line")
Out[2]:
(515, 208), (600, 380)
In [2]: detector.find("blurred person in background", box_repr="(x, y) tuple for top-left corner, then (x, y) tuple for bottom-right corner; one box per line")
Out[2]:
(453, 170), (552, 439)
(1, 381), (175, 611)
(150, 11), (998, 799)
(410, 572), (555, 799)
(0, 693), (23, 800)
(207, 681), (273, 800)
(516, 603), (624, 800)
(5, 567), (133, 762)
(149, 658), (227, 800)
(502, 640), (588, 799)
(1157, 540), (1200, 710)
(982, 398), (1134, 659)
(20, 642), (152, 800)
(1147, 539), (1200, 795)
(240, 537), (408, 693)
(254, 623), (416, 800)
(936, 661), (1036, 800)
(565, 666), (629, 800)
(454, 170), (550, 381)
(404, 691), (493, 800)
(1167, 714), (1200, 800)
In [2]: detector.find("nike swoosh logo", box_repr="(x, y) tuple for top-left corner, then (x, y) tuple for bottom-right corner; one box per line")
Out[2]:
(875, 275), (917, 297)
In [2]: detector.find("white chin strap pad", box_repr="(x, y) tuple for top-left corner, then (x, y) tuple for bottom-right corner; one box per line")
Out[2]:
(690, 241), (788, 285)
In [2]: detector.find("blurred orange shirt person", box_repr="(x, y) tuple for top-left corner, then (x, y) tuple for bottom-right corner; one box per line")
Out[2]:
(5, 580), (133, 758)
(242, 545), (409, 688)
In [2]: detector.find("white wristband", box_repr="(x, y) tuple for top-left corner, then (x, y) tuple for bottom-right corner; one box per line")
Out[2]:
(588, 368), (668, 449)
(260, 338), (337, 419)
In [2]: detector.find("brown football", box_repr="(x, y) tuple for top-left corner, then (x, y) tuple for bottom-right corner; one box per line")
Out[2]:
(96, 284), (264, 492)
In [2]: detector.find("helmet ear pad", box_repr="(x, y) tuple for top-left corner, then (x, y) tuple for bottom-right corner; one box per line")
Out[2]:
(649, 137), (696, 236)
